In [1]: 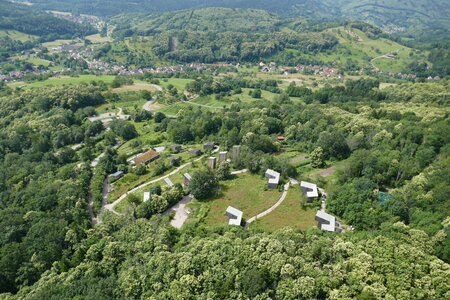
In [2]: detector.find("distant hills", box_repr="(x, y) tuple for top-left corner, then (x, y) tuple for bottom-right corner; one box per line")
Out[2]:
(17, 0), (450, 34)
(110, 8), (281, 35)
(100, 8), (430, 75)
(0, 0), (95, 40)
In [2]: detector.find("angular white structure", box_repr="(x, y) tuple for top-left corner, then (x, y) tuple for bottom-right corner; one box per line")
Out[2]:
(225, 206), (243, 226)
(315, 210), (338, 232)
(143, 192), (151, 203)
(265, 169), (280, 189)
(300, 181), (319, 198)
(183, 173), (192, 186)
(164, 177), (174, 187)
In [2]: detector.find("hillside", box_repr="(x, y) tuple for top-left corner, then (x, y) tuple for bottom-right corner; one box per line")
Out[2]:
(111, 8), (281, 35)
(102, 9), (429, 73)
(0, 0), (95, 40)
(18, 0), (450, 34)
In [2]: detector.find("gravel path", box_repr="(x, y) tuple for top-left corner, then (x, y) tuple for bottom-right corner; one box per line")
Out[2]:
(162, 195), (193, 229)
(309, 166), (336, 178)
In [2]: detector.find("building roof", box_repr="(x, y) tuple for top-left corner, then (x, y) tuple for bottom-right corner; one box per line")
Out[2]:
(110, 171), (123, 178)
(183, 173), (192, 181)
(143, 192), (151, 203)
(164, 177), (174, 186)
(265, 169), (280, 185)
(133, 149), (159, 164)
(226, 206), (243, 226)
(315, 210), (336, 232)
(301, 181), (319, 198)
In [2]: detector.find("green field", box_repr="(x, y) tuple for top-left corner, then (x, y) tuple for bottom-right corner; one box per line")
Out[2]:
(42, 39), (79, 50)
(198, 173), (282, 228)
(159, 78), (194, 90)
(0, 30), (37, 42)
(26, 58), (52, 67)
(20, 75), (118, 89)
(251, 184), (317, 231)
(156, 102), (194, 115)
(85, 34), (113, 44)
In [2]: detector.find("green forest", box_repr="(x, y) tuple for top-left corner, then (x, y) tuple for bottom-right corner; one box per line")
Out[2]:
(0, 0), (95, 40)
(0, 1), (449, 299)
(0, 73), (449, 298)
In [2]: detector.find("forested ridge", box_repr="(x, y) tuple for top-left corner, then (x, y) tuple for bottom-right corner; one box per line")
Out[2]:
(0, 1), (449, 297)
(0, 0), (95, 40)
(18, 0), (450, 34)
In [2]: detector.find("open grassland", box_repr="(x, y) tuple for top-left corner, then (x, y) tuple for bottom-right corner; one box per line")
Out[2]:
(21, 75), (117, 89)
(0, 30), (37, 42)
(112, 83), (158, 93)
(200, 173), (282, 228)
(159, 78), (194, 90)
(25, 58), (52, 67)
(251, 185), (317, 231)
(42, 39), (78, 50)
(85, 34), (113, 43)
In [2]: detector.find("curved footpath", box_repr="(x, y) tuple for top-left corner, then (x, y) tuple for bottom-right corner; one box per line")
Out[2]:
(245, 182), (290, 227)
(104, 147), (220, 214)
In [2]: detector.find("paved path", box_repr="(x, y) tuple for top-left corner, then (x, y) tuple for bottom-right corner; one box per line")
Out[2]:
(105, 147), (220, 213)
(245, 182), (290, 227)
(370, 49), (400, 70)
(231, 169), (248, 175)
(142, 84), (163, 111)
(162, 195), (193, 228)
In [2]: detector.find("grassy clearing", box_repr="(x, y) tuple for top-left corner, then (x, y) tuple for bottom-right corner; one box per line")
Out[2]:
(251, 184), (317, 231)
(0, 30), (37, 42)
(85, 34), (113, 43)
(42, 39), (77, 50)
(112, 83), (158, 93)
(159, 78), (194, 90)
(199, 173), (282, 228)
(191, 95), (233, 107)
(22, 75), (117, 89)
(26, 58), (52, 67)
(156, 102), (193, 115)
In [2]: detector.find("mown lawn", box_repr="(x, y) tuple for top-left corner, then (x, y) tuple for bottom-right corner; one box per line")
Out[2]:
(26, 58), (52, 67)
(159, 78), (194, 90)
(251, 184), (317, 231)
(200, 173), (282, 228)
(23, 75), (117, 89)
(85, 34), (113, 43)
(0, 29), (38, 42)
